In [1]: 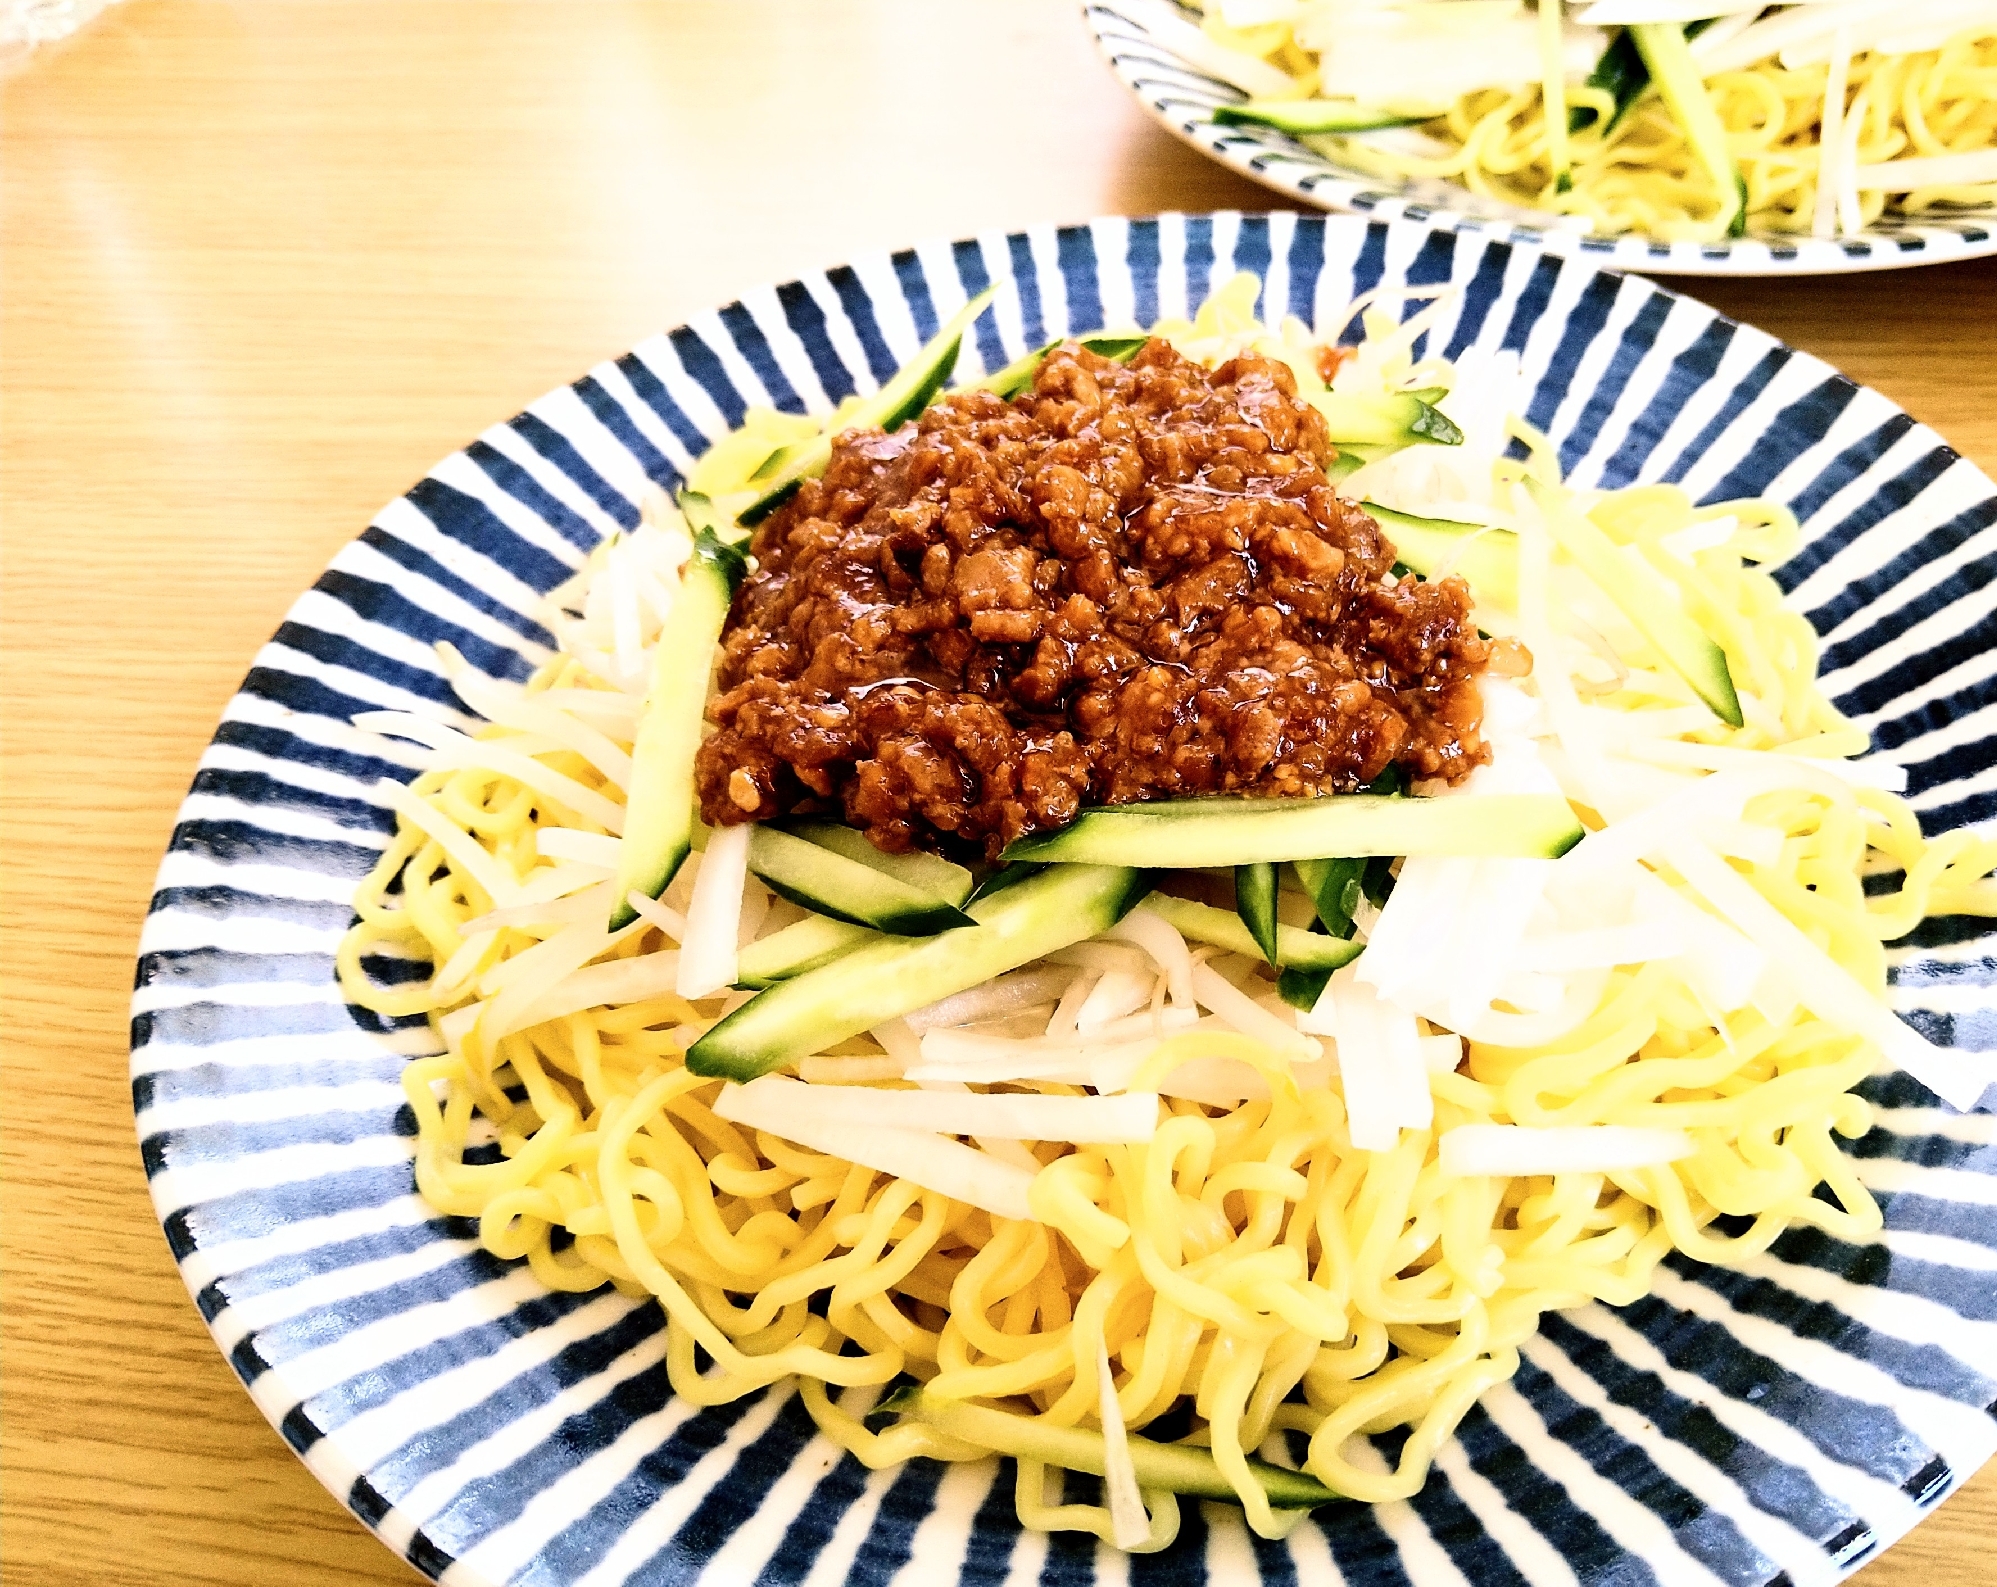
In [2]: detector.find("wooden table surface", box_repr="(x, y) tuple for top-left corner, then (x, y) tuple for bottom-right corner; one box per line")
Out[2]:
(3, 3), (1994, 1583)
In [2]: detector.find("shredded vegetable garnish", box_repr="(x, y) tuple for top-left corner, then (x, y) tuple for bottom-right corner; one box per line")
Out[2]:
(1188, 0), (1997, 241)
(336, 275), (1997, 1547)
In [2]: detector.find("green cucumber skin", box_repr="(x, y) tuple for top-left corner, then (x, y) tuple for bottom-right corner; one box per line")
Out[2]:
(1214, 100), (1426, 136)
(784, 820), (973, 906)
(1525, 479), (1744, 727)
(1139, 891), (1361, 972)
(880, 1388), (1340, 1509)
(687, 864), (1151, 1080)
(1292, 856), (1364, 938)
(1278, 963), (1335, 1011)
(977, 333), (1150, 400)
(1310, 389), (1463, 450)
(733, 914), (877, 989)
(609, 531), (749, 929)
(746, 826), (975, 936)
(1364, 502), (1520, 611)
(1234, 862), (1281, 965)
(738, 287), (999, 524)
(1003, 794), (1584, 869)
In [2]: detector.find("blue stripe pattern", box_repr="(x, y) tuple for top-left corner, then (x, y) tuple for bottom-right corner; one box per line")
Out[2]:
(133, 214), (1997, 1587)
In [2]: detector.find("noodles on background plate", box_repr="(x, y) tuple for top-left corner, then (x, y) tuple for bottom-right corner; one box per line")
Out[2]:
(337, 273), (1997, 1550)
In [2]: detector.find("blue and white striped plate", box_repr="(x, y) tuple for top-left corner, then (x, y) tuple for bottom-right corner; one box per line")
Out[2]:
(134, 212), (1997, 1587)
(1084, 2), (1997, 278)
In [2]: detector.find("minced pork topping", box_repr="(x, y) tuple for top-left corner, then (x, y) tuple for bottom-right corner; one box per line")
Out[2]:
(694, 338), (1492, 859)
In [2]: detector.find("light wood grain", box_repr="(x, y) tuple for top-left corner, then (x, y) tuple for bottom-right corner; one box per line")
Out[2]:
(2, 4), (1992, 1584)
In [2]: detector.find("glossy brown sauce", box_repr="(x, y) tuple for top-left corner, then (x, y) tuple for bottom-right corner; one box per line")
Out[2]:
(694, 339), (1490, 859)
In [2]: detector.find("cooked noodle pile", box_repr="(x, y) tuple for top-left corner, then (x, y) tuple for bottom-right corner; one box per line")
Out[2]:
(337, 288), (1997, 1545)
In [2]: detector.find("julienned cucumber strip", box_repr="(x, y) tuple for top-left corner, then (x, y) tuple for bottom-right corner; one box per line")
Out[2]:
(1293, 856), (1364, 938)
(1278, 963), (1335, 1010)
(785, 820), (974, 905)
(1213, 99), (1427, 136)
(1001, 794), (1584, 868)
(1311, 389), (1463, 450)
(1572, 18), (1719, 136)
(732, 285), (999, 526)
(1140, 892), (1362, 973)
(734, 914), (876, 989)
(1524, 478), (1743, 727)
(746, 826), (975, 936)
(687, 864), (1151, 1081)
(1234, 862), (1280, 965)
(1364, 501), (1520, 611)
(877, 1387), (1342, 1510)
(1629, 23), (1747, 238)
(974, 333), (1150, 400)
(609, 530), (749, 929)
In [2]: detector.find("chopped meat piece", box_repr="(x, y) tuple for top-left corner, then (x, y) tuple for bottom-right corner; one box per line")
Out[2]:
(695, 339), (1490, 858)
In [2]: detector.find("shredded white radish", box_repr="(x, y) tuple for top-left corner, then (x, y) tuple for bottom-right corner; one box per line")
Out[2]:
(871, 1018), (924, 1070)
(1309, 966), (1432, 1150)
(1098, 1334), (1151, 1550)
(359, 712), (627, 834)
(1128, 0), (1300, 96)
(1440, 1124), (1695, 1177)
(799, 1054), (907, 1084)
(622, 888), (689, 942)
(1618, 734), (1907, 793)
(1191, 961), (1316, 1056)
(1513, 918), (1687, 973)
(487, 949), (684, 1038)
(1078, 966), (1162, 1034)
(461, 875), (619, 938)
(1107, 906), (1198, 1008)
(905, 967), (1078, 1034)
(712, 1080), (1038, 1220)
(1420, 1033), (1465, 1075)
(477, 912), (646, 1040)
(1660, 833), (1994, 1110)
(677, 824), (750, 999)
(722, 1074), (1157, 1143)
(439, 643), (634, 789)
(1855, 149), (1997, 191)
(1813, 23), (1853, 237)
(536, 827), (622, 868)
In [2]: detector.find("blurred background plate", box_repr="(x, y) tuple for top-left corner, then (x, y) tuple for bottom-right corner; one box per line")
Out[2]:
(1084, 1), (1997, 278)
(133, 212), (1997, 1586)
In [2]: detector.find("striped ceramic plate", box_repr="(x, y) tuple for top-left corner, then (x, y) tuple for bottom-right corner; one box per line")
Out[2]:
(1083, 1), (1997, 278)
(133, 212), (1997, 1586)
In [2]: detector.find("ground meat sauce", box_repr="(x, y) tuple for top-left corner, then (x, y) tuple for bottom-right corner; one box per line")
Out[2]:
(694, 339), (1491, 860)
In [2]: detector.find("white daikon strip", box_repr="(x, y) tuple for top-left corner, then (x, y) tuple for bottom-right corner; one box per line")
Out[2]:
(736, 878), (771, 949)
(914, 1076), (1047, 1173)
(1440, 1124), (1694, 1177)
(1617, 734), (1903, 791)
(377, 778), (524, 909)
(462, 876), (618, 938)
(677, 823), (750, 999)
(608, 537), (645, 688)
(494, 949), (684, 1037)
(1421, 1033), (1465, 1075)
(437, 1000), (481, 1054)
(1628, 868), (1765, 1012)
(1107, 906), (1198, 1009)
(713, 1080), (1037, 1221)
(1568, 703), (1719, 741)
(1048, 942), (1154, 976)
(871, 1018), (924, 1070)
(440, 644), (634, 789)
(799, 1054), (907, 1084)
(1099, 1334), (1152, 1550)
(905, 967), (1079, 1034)
(479, 913), (646, 1040)
(1078, 967), (1161, 1034)
(537, 688), (641, 731)
(1780, 0), (1995, 66)
(1191, 961), (1316, 1056)
(1854, 149), (1997, 191)
(1575, 0), (1764, 24)
(1463, 967), (1611, 1047)
(1514, 918), (1687, 973)
(722, 1075), (1157, 1143)
(913, 1012), (1203, 1087)
(358, 712), (627, 834)
(1313, 966), (1432, 1149)
(1045, 969), (1097, 1039)
(1661, 834), (1995, 1110)
(622, 888), (689, 942)
(1560, 767), (1784, 873)
(537, 827), (623, 868)
(1695, 816), (1786, 868)
(1814, 22), (1853, 237)
(1128, 0), (1300, 96)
